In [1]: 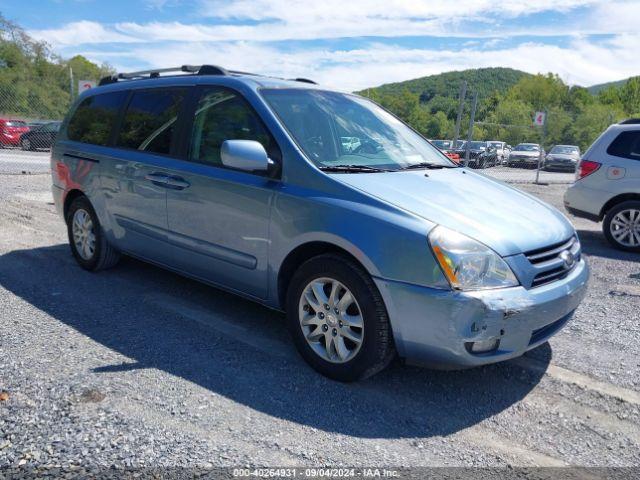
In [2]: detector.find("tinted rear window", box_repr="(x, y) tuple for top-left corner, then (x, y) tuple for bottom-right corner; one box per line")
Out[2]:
(67, 91), (128, 145)
(6, 121), (27, 127)
(116, 88), (186, 155)
(607, 131), (640, 160)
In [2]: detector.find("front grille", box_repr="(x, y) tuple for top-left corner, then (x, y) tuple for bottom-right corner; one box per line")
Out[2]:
(525, 236), (581, 288)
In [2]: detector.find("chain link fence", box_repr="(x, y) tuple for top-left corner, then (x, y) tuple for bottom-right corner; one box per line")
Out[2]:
(0, 87), (62, 175)
(439, 113), (579, 185)
(472, 121), (577, 184)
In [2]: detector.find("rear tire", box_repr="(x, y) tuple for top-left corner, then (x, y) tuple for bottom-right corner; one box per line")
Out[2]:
(603, 201), (640, 252)
(66, 196), (120, 271)
(21, 138), (33, 151)
(286, 254), (395, 382)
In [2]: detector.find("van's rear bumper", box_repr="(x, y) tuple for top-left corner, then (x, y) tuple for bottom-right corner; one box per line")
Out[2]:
(374, 258), (589, 369)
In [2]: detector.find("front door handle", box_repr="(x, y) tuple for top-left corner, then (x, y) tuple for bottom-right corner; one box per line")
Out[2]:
(145, 172), (170, 186)
(164, 176), (191, 190)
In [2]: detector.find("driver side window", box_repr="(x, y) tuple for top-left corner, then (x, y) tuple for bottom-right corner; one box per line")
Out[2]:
(189, 87), (278, 168)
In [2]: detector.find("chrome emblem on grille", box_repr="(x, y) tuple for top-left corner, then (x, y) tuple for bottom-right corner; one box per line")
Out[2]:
(559, 250), (575, 268)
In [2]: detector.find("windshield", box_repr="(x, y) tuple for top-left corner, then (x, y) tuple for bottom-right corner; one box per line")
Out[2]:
(468, 141), (486, 150)
(432, 140), (452, 149)
(550, 145), (579, 155)
(514, 144), (539, 152)
(261, 89), (454, 170)
(489, 142), (502, 148)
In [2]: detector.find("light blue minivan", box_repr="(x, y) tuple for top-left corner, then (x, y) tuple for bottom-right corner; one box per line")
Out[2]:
(51, 65), (589, 381)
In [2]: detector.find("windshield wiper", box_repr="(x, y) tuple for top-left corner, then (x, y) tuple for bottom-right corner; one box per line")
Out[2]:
(318, 164), (394, 173)
(399, 162), (458, 170)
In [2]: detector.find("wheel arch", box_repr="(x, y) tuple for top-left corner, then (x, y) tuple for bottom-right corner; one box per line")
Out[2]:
(600, 193), (640, 219)
(276, 241), (374, 309)
(63, 189), (86, 220)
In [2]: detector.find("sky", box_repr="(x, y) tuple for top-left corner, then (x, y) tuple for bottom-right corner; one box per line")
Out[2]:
(2, 0), (639, 91)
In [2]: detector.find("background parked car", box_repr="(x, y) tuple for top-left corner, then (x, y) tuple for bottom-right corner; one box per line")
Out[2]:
(543, 145), (580, 171)
(20, 121), (61, 151)
(507, 143), (543, 168)
(488, 141), (510, 164)
(455, 140), (498, 168)
(564, 119), (640, 251)
(431, 139), (461, 163)
(0, 119), (30, 147)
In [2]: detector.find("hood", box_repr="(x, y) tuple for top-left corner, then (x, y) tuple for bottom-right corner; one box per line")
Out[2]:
(334, 169), (574, 257)
(547, 153), (578, 161)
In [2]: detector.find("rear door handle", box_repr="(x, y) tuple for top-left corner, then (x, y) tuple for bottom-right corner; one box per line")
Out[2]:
(164, 176), (191, 190)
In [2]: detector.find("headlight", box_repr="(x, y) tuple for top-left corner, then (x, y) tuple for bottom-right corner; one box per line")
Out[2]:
(428, 226), (519, 290)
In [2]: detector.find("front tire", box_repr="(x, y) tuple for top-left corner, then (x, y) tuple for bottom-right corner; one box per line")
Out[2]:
(603, 201), (640, 252)
(286, 254), (395, 382)
(21, 138), (33, 151)
(66, 196), (121, 270)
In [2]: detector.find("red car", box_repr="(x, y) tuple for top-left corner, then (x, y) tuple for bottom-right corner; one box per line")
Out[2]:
(0, 119), (30, 147)
(444, 151), (461, 163)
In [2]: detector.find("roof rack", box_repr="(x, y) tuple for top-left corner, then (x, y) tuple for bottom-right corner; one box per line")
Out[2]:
(619, 118), (640, 125)
(98, 64), (317, 87)
(291, 77), (317, 85)
(98, 64), (229, 86)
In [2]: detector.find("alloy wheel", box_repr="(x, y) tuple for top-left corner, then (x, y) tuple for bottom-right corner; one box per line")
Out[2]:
(72, 209), (96, 260)
(610, 209), (640, 247)
(298, 277), (364, 363)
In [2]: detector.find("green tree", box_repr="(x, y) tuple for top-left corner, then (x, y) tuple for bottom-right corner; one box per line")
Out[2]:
(506, 73), (568, 110)
(0, 15), (113, 120)
(620, 77), (640, 115)
(570, 103), (624, 151)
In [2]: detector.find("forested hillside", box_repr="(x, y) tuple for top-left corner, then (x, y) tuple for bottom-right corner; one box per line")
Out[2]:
(588, 79), (628, 94)
(0, 15), (112, 120)
(361, 70), (640, 151)
(363, 67), (529, 102)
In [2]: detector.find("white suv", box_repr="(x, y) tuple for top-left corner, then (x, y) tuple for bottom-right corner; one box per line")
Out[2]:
(564, 119), (640, 251)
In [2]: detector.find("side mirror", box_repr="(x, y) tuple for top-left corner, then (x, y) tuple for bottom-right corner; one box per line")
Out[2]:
(221, 140), (271, 173)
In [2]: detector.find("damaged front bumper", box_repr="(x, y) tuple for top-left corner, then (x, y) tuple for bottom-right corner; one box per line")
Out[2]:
(373, 258), (589, 369)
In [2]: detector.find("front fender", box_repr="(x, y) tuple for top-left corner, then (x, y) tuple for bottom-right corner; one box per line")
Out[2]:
(267, 187), (450, 307)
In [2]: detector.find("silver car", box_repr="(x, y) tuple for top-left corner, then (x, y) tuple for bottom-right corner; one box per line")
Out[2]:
(508, 143), (543, 168)
(564, 120), (640, 251)
(543, 145), (580, 171)
(51, 65), (589, 381)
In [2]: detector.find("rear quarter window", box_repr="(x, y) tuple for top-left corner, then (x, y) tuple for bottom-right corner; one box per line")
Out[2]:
(606, 130), (640, 160)
(67, 91), (128, 146)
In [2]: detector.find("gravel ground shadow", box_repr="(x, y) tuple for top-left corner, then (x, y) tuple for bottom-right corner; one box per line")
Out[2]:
(0, 244), (551, 439)
(577, 229), (640, 263)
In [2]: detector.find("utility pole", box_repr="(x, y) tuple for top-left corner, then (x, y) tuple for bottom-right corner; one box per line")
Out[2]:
(535, 109), (548, 185)
(69, 66), (74, 100)
(452, 81), (467, 148)
(464, 91), (478, 167)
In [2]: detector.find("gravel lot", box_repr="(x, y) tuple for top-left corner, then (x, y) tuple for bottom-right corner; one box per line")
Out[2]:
(0, 149), (50, 175)
(0, 173), (639, 474)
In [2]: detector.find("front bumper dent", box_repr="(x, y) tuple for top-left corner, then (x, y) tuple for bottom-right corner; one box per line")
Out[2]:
(374, 258), (589, 369)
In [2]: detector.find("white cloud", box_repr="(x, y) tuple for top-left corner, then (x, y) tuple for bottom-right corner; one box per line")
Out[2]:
(32, 21), (139, 46)
(26, 0), (640, 90)
(75, 33), (640, 91)
(31, 0), (640, 47)
(201, 0), (599, 21)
